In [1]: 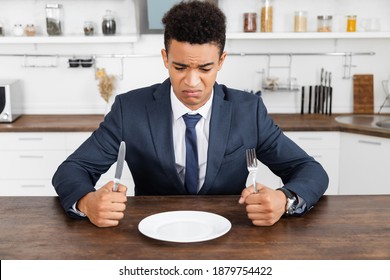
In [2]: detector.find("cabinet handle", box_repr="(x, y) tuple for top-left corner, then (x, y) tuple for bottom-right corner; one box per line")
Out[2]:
(18, 137), (43, 141)
(357, 140), (382, 146)
(21, 185), (45, 188)
(19, 155), (44, 159)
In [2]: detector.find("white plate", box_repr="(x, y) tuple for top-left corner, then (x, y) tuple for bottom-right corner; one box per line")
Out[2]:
(138, 210), (231, 243)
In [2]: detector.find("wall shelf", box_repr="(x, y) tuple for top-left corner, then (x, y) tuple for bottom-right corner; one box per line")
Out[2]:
(226, 32), (390, 40)
(1, 32), (389, 45)
(0, 34), (139, 44)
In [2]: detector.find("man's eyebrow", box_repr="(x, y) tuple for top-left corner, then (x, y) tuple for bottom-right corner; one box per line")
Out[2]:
(172, 61), (215, 68)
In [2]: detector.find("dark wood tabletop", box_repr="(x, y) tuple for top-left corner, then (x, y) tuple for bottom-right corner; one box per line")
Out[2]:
(1, 195), (389, 260)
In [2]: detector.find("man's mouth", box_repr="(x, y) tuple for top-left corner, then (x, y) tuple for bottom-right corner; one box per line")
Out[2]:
(183, 90), (201, 97)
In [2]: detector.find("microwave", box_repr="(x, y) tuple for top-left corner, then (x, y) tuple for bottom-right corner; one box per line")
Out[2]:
(0, 80), (23, 122)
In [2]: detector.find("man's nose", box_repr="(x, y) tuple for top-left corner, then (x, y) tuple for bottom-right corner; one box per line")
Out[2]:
(184, 70), (200, 87)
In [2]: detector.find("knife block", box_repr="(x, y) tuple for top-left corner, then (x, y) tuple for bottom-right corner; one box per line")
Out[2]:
(353, 74), (374, 114)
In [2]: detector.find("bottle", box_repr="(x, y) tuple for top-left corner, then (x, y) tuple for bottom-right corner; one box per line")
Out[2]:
(102, 10), (116, 35)
(0, 21), (4, 36)
(346, 15), (357, 32)
(317, 15), (332, 32)
(261, 0), (273, 32)
(243, 13), (257, 32)
(45, 4), (63, 36)
(294, 11), (307, 32)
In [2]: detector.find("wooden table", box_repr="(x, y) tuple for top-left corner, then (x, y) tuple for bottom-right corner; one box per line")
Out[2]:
(0, 195), (389, 260)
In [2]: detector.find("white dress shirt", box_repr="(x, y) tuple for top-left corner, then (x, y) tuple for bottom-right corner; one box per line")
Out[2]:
(170, 87), (213, 193)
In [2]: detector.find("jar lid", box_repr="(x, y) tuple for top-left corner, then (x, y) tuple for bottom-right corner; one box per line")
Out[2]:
(244, 12), (257, 16)
(317, 15), (333, 20)
(103, 10), (115, 20)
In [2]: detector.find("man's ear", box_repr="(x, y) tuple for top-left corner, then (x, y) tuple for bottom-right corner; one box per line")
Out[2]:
(161, 49), (169, 69)
(218, 51), (227, 71)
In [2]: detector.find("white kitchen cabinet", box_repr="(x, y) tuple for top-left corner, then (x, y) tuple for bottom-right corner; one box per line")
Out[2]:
(284, 131), (340, 195)
(0, 132), (134, 196)
(339, 132), (390, 195)
(0, 132), (66, 196)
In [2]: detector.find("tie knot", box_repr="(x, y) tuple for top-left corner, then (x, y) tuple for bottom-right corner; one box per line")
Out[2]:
(183, 113), (202, 128)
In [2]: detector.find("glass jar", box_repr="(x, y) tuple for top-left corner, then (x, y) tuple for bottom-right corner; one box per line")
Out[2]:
(24, 24), (36, 36)
(243, 13), (257, 32)
(317, 15), (332, 32)
(83, 21), (94, 36)
(260, 0), (273, 32)
(13, 24), (24, 36)
(102, 10), (116, 35)
(294, 11), (307, 32)
(346, 15), (357, 32)
(46, 4), (63, 36)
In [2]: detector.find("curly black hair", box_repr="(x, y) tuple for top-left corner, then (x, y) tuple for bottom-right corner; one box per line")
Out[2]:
(162, 0), (226, 57)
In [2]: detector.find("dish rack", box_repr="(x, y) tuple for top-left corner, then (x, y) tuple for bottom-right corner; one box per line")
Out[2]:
(378, 80), (390, 114)
(260, 55), (299, 92)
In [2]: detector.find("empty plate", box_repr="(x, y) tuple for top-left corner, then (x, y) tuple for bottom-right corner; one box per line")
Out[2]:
(138, 210), (231, 243)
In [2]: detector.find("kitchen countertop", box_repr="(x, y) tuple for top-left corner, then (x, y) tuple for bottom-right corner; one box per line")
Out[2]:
(1, 114), (390, 138)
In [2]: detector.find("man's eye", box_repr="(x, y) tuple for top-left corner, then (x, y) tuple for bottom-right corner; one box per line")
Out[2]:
(200, 68), (211, 72)
(174, 67), (185, 71)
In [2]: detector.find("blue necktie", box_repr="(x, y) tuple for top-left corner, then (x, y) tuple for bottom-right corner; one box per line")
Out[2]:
(182, 113), (202, 194)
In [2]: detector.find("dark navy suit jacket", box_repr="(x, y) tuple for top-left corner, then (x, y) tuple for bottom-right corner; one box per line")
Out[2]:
(52, 78), (328, 218)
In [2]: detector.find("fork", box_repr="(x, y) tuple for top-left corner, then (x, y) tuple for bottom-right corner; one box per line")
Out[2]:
(246, 148), (258, 193)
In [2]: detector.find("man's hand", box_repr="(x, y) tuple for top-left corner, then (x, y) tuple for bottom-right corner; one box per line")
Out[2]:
(77, 181), (128, 227)
(238, 183), (286, 226)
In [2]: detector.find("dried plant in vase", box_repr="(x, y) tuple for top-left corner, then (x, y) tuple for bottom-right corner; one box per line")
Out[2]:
(96, 68), (116, 103)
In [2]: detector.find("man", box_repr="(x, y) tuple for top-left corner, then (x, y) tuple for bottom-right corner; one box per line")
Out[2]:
(52, 1), (328, 228)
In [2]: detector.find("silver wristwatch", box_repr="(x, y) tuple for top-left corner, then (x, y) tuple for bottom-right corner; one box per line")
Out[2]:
(277, 187), (298, 215)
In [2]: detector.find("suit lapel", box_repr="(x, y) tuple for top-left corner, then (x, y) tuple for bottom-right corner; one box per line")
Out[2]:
(146, 79), (186, 193)
(199, 84), (232, 194)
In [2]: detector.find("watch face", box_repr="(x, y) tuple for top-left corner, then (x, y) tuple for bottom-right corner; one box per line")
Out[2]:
(286, 197), (298, 215)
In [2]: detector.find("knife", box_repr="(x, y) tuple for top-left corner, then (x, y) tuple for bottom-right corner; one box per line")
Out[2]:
(113, 141), (126, 192)
(300, 86), (305, 115)
(325, 71), (330, 115)
(319, 68), (324, 114)
(328, 72), (333, 116)
(323, 71), (328, 114)
(308, 85), (312, 114)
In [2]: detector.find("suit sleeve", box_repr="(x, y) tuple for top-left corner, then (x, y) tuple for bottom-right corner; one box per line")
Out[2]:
(255, 98), (329, 212)
(52, 95), (124, 217)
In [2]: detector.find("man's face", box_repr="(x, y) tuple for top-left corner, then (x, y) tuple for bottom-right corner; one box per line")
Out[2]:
(161, 40), (226, 111)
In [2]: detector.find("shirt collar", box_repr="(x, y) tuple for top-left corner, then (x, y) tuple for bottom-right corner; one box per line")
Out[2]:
(170, 86), (213, 121)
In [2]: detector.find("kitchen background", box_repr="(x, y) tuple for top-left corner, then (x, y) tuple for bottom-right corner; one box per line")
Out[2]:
(1, 0), (390, 114)
(1, 0), (390, 196)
